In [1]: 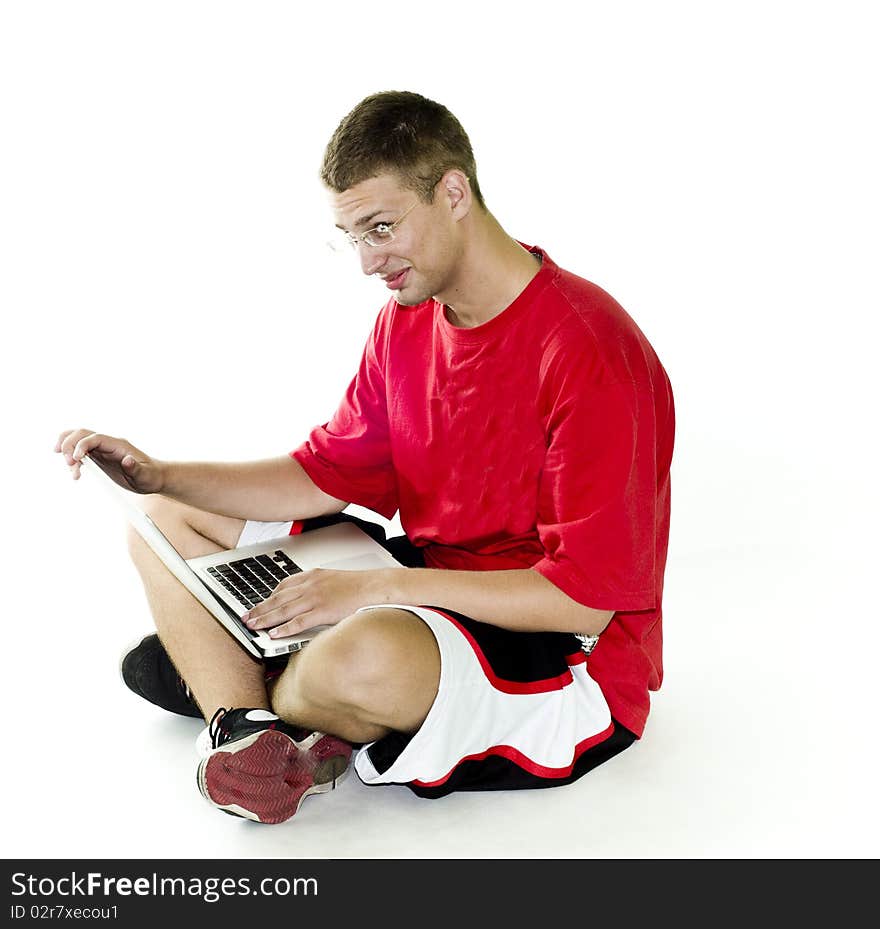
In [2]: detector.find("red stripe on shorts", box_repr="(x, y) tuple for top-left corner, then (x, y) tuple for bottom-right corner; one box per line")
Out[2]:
(423, 606), (575, 695)
(289, 521), (304, 535)
(412, 721), (616, 788)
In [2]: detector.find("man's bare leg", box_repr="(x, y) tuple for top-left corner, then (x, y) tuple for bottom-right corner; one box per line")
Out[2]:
(269, 607), (441, 743)
(126, 498), (440, 823)
(126, 498), (440, 737)
(126, 495), (269, 721)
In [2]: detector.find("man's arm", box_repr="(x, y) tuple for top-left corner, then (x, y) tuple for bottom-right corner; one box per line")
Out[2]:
(159, 456), (346, 521)
(56, 429), (347, 521)
(244, 563), (614, 638)
(381, 567), (614, 636)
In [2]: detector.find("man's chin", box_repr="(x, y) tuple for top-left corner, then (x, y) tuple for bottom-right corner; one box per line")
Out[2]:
(392, 288), (432, 307)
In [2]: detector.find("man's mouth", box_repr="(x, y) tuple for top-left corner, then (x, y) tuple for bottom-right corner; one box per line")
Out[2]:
(383, 268), (410, 290)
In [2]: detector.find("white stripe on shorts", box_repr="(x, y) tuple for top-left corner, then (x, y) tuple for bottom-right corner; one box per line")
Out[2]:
(353, 604), (613, 788)
(237, 519), (295, 548)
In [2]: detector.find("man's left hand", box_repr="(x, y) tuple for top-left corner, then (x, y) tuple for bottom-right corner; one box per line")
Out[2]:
(242, 568), (393, 639)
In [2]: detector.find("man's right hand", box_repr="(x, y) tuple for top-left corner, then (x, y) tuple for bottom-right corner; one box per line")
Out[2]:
(55, 429), (165, 495)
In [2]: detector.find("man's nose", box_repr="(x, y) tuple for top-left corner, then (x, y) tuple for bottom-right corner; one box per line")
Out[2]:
(358, 243), (387, 277)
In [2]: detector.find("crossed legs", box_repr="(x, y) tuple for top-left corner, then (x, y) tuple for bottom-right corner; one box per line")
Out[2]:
(126, 495), (441, 743)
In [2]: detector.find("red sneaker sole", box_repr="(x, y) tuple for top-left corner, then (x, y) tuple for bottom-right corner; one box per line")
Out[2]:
(199, 730), (351, 824)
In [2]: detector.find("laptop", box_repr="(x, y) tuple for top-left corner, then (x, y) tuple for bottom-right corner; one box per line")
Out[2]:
(80, 454), (402, 658)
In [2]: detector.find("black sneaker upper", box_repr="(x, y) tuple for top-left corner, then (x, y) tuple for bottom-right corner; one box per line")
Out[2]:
(120, 634), (202, 718)
(207, 707), (312, 749)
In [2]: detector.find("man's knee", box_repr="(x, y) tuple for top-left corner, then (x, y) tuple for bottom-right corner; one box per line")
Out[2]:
(126, 496), (185, 562)
(126, 496), (243, 562)
(278, 608), (440, 732)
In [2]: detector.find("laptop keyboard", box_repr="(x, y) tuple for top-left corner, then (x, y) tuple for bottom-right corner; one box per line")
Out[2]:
(206, 550), (302, 610)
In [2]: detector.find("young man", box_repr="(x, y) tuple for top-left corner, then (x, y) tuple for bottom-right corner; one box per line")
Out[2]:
(56, 91), (674, 825)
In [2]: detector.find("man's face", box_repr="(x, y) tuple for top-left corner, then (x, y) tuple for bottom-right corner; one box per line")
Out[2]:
(331, 172), (461, 306)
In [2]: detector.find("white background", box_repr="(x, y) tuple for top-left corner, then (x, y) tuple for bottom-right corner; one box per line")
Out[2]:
(1, 0), (877, 859)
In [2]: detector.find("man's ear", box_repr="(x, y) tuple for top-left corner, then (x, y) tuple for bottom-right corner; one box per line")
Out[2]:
(438, 169), (473, 221)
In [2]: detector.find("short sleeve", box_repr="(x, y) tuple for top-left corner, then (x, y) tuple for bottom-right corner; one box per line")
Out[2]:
(291, 311), (399, 519)
(531, 370), (659, 612)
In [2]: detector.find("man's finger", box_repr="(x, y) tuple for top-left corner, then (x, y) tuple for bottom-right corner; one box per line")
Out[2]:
(246, 576), (308, 621)
(245, 593), (307, 630)
(267, 610), (320, 639)
(59, 428), (93, 461)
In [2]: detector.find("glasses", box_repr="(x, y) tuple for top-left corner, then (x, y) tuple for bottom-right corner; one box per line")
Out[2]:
(339, 201), (419, 249)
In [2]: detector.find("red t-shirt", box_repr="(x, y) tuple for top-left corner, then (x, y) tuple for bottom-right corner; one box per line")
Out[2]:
(291, 247), (674, 737)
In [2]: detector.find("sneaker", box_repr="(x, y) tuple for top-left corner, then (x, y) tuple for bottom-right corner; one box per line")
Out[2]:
(120, 634), (202, 718)
(196, 708), (353, 824)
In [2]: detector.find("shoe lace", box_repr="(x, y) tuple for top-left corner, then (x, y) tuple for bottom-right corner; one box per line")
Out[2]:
(207, 707), (233, 750)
